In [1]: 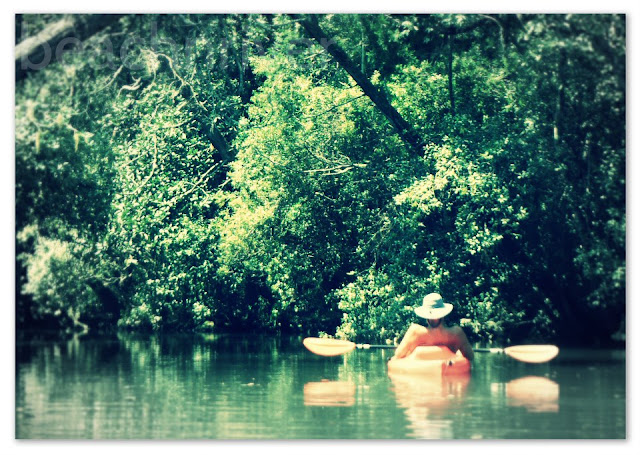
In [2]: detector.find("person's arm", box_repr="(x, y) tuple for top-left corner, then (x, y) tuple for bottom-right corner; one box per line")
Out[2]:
(393, 323), (428, 359)
(452, 326), (474, 361)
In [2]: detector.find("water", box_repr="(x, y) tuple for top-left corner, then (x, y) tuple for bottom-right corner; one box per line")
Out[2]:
(15, 333), (626, 439)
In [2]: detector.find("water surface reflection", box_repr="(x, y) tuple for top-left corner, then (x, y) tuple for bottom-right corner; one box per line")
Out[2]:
(505, 376), (559, 413)
(388, 372), (470, 439)
(16, 334), (625, 439)
(304, 381), (356, 407)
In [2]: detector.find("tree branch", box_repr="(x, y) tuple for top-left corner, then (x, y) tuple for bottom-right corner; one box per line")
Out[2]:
(154, 51), (235, 163)
(293, 14), (424, 157)
(15, 14), (124, 81)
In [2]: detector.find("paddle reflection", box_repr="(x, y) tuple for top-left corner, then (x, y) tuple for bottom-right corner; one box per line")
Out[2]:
(505, 376), (559, 413)
(388, 373), (470, 439)
(303, 380), (356, 407)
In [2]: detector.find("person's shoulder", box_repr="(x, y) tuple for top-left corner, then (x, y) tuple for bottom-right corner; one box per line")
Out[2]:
(446, 325), (465, 335)
(445, 325), (470, 345)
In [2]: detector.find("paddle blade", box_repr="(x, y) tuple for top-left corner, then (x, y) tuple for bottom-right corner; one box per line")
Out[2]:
(504, 345), (559, 363)
(304, 381), (356, 406)
(303, 337), (356, 356)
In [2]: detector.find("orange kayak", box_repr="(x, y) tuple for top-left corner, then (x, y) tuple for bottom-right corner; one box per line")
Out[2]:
(387, 346), (471, 376)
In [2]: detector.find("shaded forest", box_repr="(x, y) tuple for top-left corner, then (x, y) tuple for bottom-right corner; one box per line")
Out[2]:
(15, 14), (625, 346)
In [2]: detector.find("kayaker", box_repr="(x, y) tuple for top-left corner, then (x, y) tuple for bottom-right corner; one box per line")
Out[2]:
(392, 293), (475, 361)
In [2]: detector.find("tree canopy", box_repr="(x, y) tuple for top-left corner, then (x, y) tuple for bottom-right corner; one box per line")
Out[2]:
(15, 14), (625, 346)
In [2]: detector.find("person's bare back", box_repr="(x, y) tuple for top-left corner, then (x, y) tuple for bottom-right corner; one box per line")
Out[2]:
(393, 322), (474, 360)
(393, 293), (475, 360)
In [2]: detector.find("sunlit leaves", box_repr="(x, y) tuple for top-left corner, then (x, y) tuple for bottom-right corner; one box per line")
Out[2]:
(15, 14), (624, 343)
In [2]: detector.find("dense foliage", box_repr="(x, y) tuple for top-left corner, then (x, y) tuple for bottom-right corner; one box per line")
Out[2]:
(16, 14), (625, 346)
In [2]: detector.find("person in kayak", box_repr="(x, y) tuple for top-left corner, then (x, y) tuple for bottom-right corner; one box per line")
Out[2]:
(392, 293), (475, 361)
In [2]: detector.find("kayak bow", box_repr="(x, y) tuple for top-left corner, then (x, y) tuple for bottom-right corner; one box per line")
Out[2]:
(387, 346), (471, 376)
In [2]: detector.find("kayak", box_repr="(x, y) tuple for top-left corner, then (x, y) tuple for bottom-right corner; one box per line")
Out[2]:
(387, 345), (471, 376)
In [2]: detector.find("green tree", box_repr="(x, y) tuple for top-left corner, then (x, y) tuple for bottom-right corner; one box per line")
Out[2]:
(15, 14), (624, 346)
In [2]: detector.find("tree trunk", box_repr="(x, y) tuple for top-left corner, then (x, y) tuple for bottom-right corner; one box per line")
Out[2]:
(15, 14), (124, 81)
(294, 14), (424, 157)
(174, 70), (235, 163)
(447, 31), (455, 115)
(15, 14), (23, 44)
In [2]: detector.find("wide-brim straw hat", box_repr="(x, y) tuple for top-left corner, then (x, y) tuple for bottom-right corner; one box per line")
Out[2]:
(414, 293), (454, 320)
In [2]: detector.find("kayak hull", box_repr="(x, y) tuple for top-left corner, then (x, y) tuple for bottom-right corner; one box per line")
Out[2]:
(387, 346), (471, 376)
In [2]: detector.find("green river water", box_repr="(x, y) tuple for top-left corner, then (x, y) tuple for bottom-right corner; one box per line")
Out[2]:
(15, 333), (625, 439)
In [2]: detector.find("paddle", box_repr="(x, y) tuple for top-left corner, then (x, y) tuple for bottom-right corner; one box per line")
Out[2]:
(302, 337), (395, 357)
(497, 345), (559, 363)
(302, 337), (559, 363)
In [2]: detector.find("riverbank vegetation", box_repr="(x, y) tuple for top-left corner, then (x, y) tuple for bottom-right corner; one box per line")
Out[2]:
(15, 14), (625, 346)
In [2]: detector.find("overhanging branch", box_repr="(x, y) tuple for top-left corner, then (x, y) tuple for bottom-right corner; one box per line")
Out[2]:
(294, 14), (425, 157)
(15, 14), (124, 81)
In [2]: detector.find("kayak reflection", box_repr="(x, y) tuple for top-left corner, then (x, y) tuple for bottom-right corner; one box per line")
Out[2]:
(303, 380), (356, 407)
(389, 372), (470, 411)
(388, 372), (470, 439)
(505, 376), (559, 413)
